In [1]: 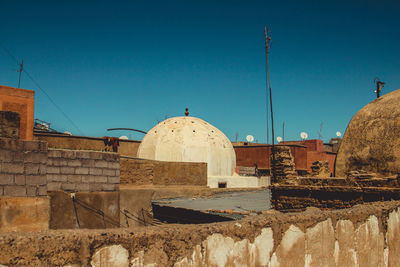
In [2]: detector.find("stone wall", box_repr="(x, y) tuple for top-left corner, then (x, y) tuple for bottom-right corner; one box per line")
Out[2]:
(120, 157), (207, 186)
(1, 200), (400, 266)
(0, 138), (48, 197)
(47, 149), (120, 192)
(271, 178), (400, 212)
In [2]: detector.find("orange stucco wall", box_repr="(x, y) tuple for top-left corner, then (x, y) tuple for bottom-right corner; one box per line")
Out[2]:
(0, 85), (35, 140)
(233, 145), (308, 172)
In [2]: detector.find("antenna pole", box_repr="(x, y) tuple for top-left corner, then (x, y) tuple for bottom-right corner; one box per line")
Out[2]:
(265, 27), (274, 146)
(18, 59), (23, 88)
(265, 28), (270, 145)
(265, 26), (276, 180)
(282, 121), (285, 142)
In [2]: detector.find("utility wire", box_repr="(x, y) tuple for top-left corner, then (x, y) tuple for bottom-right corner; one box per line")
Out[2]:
(0, 42), (84, 136)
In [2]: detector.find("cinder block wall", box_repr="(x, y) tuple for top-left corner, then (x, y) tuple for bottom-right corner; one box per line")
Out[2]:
(0, 138), (48, 197)
(0, 139), (120, 196)
(47, 149), (120, 192)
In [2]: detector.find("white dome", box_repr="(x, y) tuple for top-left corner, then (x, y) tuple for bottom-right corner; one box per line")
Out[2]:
(137, 116), (236, 176)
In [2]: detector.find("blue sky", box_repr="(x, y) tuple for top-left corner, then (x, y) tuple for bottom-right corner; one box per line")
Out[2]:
(1, 0), (399, 143)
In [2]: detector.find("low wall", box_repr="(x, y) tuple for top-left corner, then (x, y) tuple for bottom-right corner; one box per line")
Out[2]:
(47, 149), (120, 192)
(271, 177), (400, 212)
(208, 176), (270, 188)
(34, 133), (140, 157)
(49, 191), (120, 229)
(1, 200), (400, 266)
(120, 157), (207, 186)
(0, 138), (48, 197)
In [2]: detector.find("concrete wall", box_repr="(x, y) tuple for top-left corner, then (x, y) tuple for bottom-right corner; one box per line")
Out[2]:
(47, 149), (120, 192)
(0, 85), (35, 140)
(1, 200), (400, 266)
(0, 197), (49, 233)
(49, 191), (119, 229)
(120, 157), (207, 186)
(0, 138), (48, 197)
(34, 133), (141, 157)
(208, 176), (270, 188)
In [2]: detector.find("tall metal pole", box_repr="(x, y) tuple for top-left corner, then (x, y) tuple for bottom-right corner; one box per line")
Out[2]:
(265, 26), (275, 146)
(18, 59), (23, 88)
(265, 26), (276, 181)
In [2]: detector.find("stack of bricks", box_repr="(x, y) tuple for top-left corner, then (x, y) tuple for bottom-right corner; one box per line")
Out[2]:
(0, 138), (48, 197)
(47, 149), (120, 192)
(347, 170), (376, 180)
(311, 161), (330, 177)
(271, 146), (297, 183)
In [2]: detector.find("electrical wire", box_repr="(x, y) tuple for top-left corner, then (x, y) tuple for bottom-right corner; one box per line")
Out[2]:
(0, 42), (84, 136)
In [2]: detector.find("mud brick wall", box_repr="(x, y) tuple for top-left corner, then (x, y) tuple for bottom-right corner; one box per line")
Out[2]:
(0, 138), (48, 197)
(120, 157), (207, 186)
(271, 184), (400, 212)
(47, 149), (120, 192)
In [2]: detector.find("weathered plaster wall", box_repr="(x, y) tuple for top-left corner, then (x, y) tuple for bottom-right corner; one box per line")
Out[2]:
(0, 85), (35, 140)
(34, 133), (140, 157)
(120, 157), (207, 186)
(47, 149), (120, 192)
(49, 191), (120, 229)
(0, 200), (399, 266)
(0, 197), (49, 233)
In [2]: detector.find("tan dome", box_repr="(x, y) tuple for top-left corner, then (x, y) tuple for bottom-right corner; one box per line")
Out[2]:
(335, 89), (400, 177)
(137, 116), (236, 176)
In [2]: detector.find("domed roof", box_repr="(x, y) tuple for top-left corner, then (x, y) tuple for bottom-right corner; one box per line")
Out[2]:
(335, 89), (400, 177)
(137, 116), (236, 177)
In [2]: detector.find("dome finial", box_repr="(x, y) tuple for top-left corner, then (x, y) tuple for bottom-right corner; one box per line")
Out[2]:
(185, 108), (189, 116)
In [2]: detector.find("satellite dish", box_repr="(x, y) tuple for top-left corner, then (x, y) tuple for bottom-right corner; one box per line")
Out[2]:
(119, 136), (129, 140)
(246, 135), (254, 142)
(277, 136), (283, 143)
(336, 131), (342, 137)
(64, 131), (72, 136)
(300, 132), (308, 140)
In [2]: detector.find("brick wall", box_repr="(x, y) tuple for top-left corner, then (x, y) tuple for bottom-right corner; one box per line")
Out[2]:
(0, 85), (35, 140)
(47, 149), (120, 192)
(0, 138), (48, 197)
(120, 157), (207, 186)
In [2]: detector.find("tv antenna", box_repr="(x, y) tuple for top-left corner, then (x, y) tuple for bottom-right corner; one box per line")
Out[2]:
(300, 132), (308, 140)
(246, 135), (254, 143)
(17, 59), (23, 88)
(373, 77), (385, 98)
(265, 25), (275, 149)
(317, 122), (323, 140)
